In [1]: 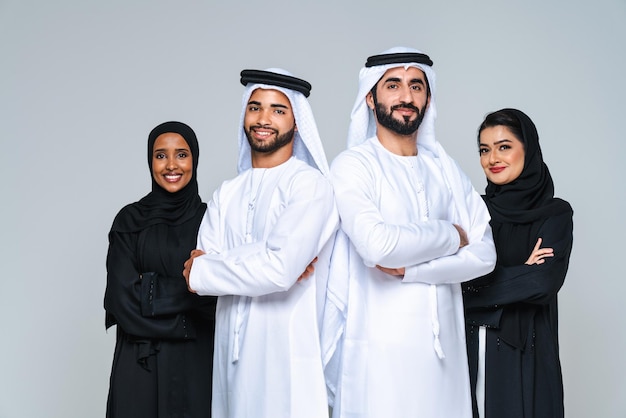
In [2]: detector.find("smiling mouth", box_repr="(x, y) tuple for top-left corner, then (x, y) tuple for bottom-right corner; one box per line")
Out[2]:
(164, 173), (183, 182)
(252, 128), (276, 136)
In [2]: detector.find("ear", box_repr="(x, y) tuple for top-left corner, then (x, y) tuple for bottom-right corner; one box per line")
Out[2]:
(366, 91), (375, 110)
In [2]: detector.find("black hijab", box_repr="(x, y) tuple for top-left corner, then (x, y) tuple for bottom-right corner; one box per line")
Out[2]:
(481, 108), (570, 226)
(110, 121), (204, 233)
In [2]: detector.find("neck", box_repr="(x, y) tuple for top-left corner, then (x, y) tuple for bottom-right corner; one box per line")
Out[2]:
(376, 125), (418, 156)
(250, 143), (294, 168)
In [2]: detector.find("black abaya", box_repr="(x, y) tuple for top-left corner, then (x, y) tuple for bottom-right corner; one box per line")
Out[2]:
(463, 109), (573, 418)
(104, 122), (216, 417)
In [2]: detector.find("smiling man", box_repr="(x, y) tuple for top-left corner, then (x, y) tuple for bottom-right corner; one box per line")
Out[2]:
(322, 47), (497, 418)
(183, 68), (338, 418)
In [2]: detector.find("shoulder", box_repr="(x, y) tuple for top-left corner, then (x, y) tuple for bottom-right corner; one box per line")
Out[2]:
(109, 202), (138, 230)
(553, 198), (574, 215)
(543, 203), (574, 227)
(288, 159), (332, 188)
(331, 139), (379, 172)
(214, 171), (248, 195)
(537, 199), (574, 228)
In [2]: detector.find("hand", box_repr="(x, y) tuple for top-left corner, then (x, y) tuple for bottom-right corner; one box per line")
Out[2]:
(453, 224), (469, 249)
(376, 265), (405, 278)
(183, 249), (206, 293)
(298, 257), (318, 282)
(525, 238), (554, 265)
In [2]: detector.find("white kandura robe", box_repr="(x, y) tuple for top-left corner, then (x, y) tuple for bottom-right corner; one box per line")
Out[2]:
(329, 138), (495, 418)
(190, 157), (338, 418)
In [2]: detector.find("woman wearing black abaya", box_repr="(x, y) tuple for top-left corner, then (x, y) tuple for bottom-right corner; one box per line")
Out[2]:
(105, 121), (216, 417)
(463, 109), (573, 418)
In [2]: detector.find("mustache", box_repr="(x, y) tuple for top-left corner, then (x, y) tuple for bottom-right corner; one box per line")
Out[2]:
(250, 124), (277, 132)
(391, 103), (420, 112)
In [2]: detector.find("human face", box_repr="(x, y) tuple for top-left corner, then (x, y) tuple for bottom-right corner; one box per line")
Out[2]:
(151, 132), (193, 193)
(244, 88), (296, 154)
(367, 66), (430, 136)
(479, 126), (525, 185)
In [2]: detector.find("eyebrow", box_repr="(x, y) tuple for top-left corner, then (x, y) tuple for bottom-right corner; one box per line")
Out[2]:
(247, 100), (289, 109)
(383, 77), (426, 85)
(479, 139), (514, 147)
(153, 147), (190, 153)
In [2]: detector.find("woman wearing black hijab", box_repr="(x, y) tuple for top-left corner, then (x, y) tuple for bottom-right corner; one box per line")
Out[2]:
(104, 121), (216, 417)
(463, 109), (573, 418)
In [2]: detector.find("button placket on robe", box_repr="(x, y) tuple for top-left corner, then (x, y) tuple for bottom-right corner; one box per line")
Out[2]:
(411, 157), (445, 360)
(232, 168), (266, 363)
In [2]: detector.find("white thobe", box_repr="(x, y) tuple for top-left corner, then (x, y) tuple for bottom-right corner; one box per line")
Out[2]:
(190, 157), (339, 418)
(329, 138), (495, 418)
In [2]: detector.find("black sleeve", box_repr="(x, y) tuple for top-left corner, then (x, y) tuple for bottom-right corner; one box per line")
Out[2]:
(104, 230), (197, 340)
(140, 271), (216, 318)
(463, 211), (573, 309)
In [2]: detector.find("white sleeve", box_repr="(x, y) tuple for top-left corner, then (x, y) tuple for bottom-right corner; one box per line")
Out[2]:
(402, 175), (496, 284)
(189, 174), (339, 297)
(195, 189), (222, 255)
(331, 152), (460, 269)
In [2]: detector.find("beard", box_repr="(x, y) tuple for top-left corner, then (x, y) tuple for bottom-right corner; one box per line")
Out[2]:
(374, 101), (427, 136)
(245, 125), (295, 153)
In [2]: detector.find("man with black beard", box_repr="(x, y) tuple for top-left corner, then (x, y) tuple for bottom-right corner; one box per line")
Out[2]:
(184, 68), (338, 418)
(322, 47), (496, 418)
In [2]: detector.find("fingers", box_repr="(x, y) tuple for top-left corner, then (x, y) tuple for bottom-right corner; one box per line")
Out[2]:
(526, 237), (556, 265)
(375, 265), (405, 277)
(190, 249), (205, 258)
(297, 257), (320, 282)
(183, 252), (203, 293)
(453, 224), (469, 248)
(533, 238), (553, 262)
(525, 243), (554, 265)
(535, 248), (554, 264)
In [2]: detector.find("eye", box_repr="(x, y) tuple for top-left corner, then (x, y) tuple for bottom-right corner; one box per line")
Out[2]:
(247, 105), (260, 112)
(155, 152), (165, 159)
(499, 145), (511, 151)
(274, 109), (285, 115)
(177, 152), (189, 159)
(479, 148), (489, 155)
(410, 84), (422, 91)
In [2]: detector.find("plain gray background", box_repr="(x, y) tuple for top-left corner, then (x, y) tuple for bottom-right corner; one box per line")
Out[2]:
(1, 0), (624, 417)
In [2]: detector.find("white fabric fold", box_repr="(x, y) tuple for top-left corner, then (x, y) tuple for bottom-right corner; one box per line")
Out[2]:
(430, 284), (445, 359)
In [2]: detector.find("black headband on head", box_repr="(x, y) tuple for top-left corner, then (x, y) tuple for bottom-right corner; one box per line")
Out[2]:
(365, 52), (433, 68)
(240, 69), (312, 97)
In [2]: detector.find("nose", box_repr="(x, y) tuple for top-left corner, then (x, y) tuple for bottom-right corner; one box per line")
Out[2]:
(399, 85), (413, 103)
(166, 158), (178, 170)
(256, 109), (270, 126)
(488, 150), (499, 165)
